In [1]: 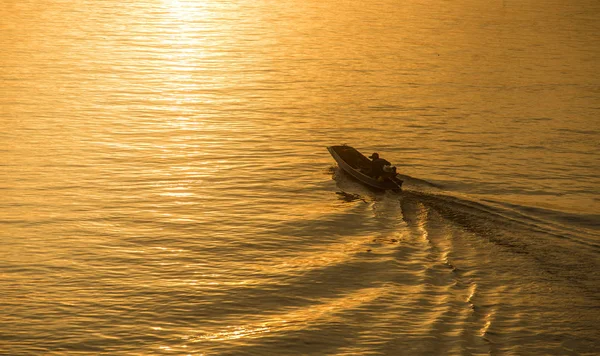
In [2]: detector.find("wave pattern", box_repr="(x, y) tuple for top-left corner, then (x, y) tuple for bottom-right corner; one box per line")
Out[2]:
(2, 0), (599, 354)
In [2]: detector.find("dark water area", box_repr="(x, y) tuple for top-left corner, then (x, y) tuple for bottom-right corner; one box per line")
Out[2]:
(2, 0), (599, 354)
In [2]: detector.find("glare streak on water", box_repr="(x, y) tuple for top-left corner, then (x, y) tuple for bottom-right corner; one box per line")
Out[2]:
(1, 0), (599, 355)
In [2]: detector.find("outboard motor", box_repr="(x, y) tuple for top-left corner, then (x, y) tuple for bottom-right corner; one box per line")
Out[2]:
(383, 165), (397, 174)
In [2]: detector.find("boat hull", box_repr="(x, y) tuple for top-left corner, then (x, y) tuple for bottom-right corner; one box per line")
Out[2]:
(327, 146), (402, 191)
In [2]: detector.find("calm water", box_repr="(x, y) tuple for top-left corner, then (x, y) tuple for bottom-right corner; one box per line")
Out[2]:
(2, 0), (599, 354)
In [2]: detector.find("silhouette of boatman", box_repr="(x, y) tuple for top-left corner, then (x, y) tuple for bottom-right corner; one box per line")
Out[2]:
(368, 152), (391, 180)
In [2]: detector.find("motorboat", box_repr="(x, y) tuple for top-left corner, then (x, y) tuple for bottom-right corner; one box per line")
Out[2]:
(327, 145), (403, 191)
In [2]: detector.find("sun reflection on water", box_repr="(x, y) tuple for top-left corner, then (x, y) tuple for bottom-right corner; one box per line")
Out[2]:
(189, 286), (389, 343)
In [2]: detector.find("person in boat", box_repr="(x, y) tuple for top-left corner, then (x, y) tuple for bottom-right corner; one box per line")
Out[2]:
(368, 152), (393, 179)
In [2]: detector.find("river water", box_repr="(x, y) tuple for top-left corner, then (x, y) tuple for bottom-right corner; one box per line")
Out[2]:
(1, 0), (599, 355)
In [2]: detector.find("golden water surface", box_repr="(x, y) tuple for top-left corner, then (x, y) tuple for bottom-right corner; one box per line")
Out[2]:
(2, 0), (599, 355)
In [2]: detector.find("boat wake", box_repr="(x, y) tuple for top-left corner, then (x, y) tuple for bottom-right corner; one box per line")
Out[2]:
(395, 173), (444, 189)
(331, 166), (599, 294)
(326, 168), (598, 353)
